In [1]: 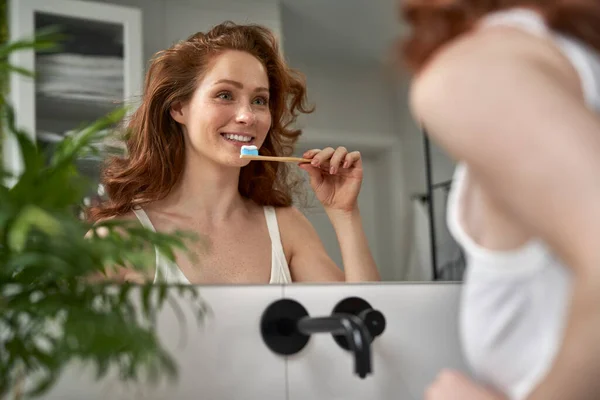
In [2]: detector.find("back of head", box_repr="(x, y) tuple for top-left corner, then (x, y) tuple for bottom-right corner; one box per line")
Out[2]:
(88, 22), (312, 221)
(400, 0), (600, 73)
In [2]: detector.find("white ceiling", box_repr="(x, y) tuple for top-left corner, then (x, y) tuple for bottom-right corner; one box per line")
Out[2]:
(280, 0), (406, 64)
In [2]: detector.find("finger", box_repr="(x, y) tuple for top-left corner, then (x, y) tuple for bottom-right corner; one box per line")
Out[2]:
(302, 149), (321, 159)
(343, 150), (361, 169)
(329, 147), (348, 174)
(299, 163), (324, 186)
(310, 147), (335, 167)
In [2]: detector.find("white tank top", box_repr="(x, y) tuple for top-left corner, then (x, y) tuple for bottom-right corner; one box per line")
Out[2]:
(132, 206), (292, 284)
(446, 8), (600, 400)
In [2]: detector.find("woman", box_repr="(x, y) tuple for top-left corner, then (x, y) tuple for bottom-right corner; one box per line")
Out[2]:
(400, 1), (600, 399)
(88, 22), (380, 284)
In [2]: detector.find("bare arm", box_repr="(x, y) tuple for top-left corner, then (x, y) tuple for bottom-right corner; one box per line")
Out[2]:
(326, 207), (381, 282)
(279, 206), (380, 282)
(278, 206), (344, 282)
(412, 29), (600, 399)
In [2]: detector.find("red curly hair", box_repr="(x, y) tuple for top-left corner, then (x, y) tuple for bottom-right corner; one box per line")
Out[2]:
(88, 21), (313, 221)
(400, 0), (600, 73)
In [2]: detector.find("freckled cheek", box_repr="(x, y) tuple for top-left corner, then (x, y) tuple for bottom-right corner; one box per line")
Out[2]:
(203, 107), (234, 129)
(259, 113), (272, 135)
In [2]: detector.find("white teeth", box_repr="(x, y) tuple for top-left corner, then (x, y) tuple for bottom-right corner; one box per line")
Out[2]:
(223, 133), (252, 142)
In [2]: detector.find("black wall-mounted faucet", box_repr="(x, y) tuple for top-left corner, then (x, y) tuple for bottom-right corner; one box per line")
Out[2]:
(330, 296), (386, 352)
(260, 297), (386, 379)
(296, 313), (372, 378)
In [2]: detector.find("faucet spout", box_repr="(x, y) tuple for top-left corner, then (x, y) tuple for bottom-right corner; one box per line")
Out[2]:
(296, 313), (373, 378)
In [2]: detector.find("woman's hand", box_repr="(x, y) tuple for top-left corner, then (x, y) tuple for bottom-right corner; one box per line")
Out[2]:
(426, 370), (507, 400)
(299, 146), (363, 213)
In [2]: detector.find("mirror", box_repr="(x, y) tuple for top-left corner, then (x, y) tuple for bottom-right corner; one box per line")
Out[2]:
(20, 0), (465, 283)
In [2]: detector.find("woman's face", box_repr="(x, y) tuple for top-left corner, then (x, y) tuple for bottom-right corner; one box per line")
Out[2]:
(170, 50), (272, 167)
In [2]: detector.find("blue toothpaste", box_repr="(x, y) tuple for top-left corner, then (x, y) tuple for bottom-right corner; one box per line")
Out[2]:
(240, 145), (259, 156)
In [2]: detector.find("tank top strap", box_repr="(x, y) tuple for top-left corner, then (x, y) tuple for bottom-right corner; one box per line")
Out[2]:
(263, 206), (292, 283)
(479, 8), (548, 36)
(479, 8), (600, 112)
(132, 207), (157, 232)
(131, 206), (163, 283)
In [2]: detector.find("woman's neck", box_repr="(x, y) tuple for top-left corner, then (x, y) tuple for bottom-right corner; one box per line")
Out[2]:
(152, 153), (247, 222)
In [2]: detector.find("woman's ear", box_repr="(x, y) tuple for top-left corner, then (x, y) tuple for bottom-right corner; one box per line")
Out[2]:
(170, 101), (187, 124)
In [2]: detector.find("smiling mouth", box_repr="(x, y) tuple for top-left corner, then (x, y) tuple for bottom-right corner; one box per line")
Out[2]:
(221, 133), (255, 144)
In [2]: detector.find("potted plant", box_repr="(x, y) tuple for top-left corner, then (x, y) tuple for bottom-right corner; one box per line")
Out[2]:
(0, 25), (205, 399)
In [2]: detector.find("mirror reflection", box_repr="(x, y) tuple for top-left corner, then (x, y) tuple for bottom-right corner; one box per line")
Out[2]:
(10, 0), (462, 283)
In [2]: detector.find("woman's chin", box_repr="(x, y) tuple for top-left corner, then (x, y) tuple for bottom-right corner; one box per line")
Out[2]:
(233, 159), (251, 168)
(219, 155), (251, 168)
(193, 147), (253, 169)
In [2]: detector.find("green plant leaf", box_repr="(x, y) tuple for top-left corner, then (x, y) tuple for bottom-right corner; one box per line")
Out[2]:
(26, 369), (61, 398)
(0, 63), (35, 77)
(50, 107), (128, 169)
(0, 20), (205, 399)
(0, 25), (64, 59)
(3, 103), (43, 175)
(7, 205), (62, 252)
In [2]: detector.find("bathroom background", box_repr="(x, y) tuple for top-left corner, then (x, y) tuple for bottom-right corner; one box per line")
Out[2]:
(4, 0), (464, 283)
(2, 3), (470, 397)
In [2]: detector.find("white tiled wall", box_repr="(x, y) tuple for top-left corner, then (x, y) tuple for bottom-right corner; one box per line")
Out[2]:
(45, 283), (467, 399)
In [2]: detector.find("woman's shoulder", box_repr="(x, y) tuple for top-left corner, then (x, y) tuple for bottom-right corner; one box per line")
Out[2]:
(269, 205), (306, 221)
(93, 211), (140, 225)
(419, 27), (566, 78)
(249, 200), (302, 219)
(270, 206), (317, 243)
(255, 204), (310, 236)
(410, 25), (581, 123)
(86, 211), (141, 237)
(248, 200), (317, 235)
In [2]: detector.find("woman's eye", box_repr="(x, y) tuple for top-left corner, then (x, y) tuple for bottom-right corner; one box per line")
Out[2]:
(253, 97), (268, 106)
(217, 92), (233, 100)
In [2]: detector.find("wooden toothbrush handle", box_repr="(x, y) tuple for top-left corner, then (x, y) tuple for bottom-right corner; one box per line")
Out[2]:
(240, 155), (312, 163)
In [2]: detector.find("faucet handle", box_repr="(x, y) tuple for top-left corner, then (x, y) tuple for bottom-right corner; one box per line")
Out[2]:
(332, 297), (386, 351)
(261, 298), (311, 356)
(359, 308), (386, 338)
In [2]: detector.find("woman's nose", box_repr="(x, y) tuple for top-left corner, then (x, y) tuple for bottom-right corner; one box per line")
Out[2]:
(235, 104), (256, 125)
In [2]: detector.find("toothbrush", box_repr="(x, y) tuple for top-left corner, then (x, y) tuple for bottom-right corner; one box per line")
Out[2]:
(240, 145), (311, 163)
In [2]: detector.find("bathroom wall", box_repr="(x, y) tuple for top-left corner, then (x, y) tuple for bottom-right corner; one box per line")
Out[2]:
(75, 0), (457, 280)
(43, 283), (468, 399)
